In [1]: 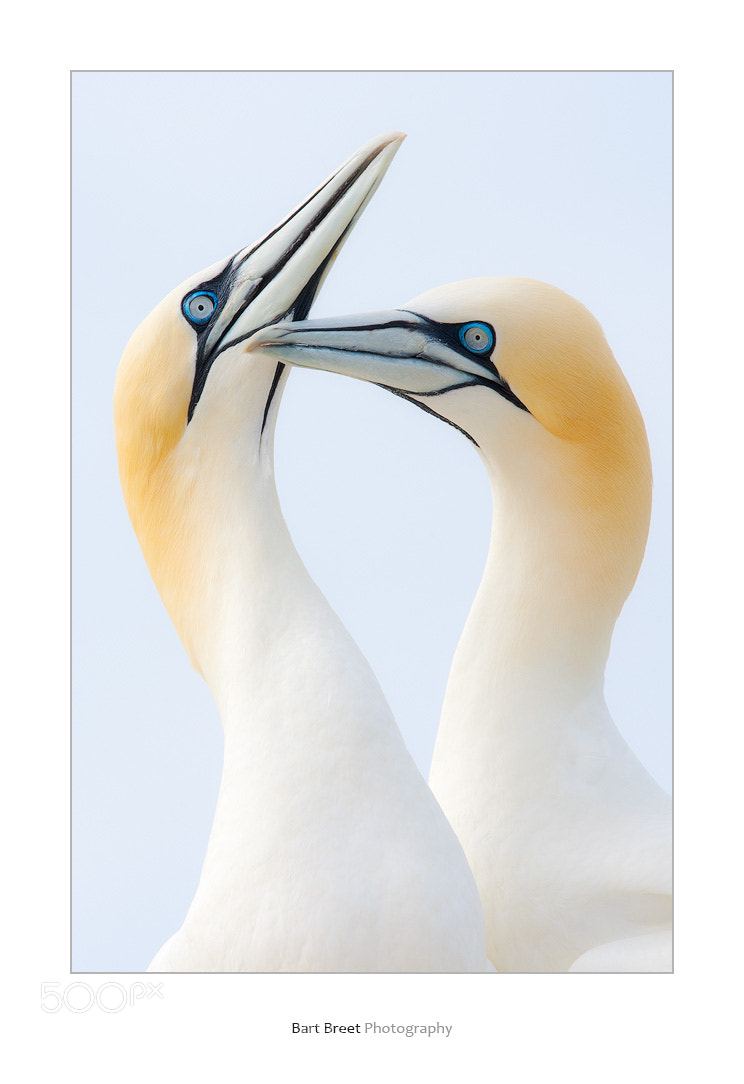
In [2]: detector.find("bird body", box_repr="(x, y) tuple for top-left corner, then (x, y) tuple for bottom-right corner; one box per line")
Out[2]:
(250, 275), (672, 972)
(115, 138), (488, 973)
(568, 930), (672, 973)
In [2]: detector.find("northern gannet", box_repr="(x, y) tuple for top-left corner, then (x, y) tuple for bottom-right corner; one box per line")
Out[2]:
(248, 276), (673, 973)
(114, 138), (488, 973)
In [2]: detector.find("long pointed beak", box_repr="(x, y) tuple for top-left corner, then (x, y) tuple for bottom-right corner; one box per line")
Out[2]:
(207, 133), (404, 358)
(186, 132), (404, 421)
(246, 310), (507, 397)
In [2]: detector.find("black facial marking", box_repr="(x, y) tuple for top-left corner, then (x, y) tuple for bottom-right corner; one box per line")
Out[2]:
(186, 258), (240, 423)
(258, 246), (342, 442)
(260, 363), (286, 438)
(401, 311), (530, 414)
(379, 386), (480, 446)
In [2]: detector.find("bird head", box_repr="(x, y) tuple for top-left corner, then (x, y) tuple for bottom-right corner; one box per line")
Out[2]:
(113, 133), (404, 663)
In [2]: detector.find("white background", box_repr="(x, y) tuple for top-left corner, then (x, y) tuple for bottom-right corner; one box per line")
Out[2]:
(4, 6), (741, 1079)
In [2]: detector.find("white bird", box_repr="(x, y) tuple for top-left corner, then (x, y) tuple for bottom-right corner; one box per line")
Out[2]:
(249, 275), (673, 973)
(114, 136), (488, 973)
(568, 931), (673, 973)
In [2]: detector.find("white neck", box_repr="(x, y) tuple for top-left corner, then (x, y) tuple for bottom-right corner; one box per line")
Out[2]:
(428, 439), (668, 972)
(433, 472), (615, 782)
(428, 388), (657, 802)
(147, 362), (487, 971)
(173, 370), (405, 866)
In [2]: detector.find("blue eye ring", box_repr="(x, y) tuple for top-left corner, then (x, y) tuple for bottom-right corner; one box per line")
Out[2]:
(183, 290), (218, 325)
(459, 322), (494, 354)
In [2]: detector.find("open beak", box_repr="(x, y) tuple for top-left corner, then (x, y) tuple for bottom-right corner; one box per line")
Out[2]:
(188, 132), (404, 420)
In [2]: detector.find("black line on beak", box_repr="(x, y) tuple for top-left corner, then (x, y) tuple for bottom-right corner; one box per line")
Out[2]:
(258, 235), (349, 443)
(211, 147), (383, 364)
(188, 146), (385, 427)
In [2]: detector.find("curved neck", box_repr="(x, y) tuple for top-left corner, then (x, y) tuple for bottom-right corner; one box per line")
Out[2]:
(124, 359), (406, 783)
(435, 422), (651, 769)
(126, 367), (417, 914)
(155, 381), (395, 730)
(447, 489), (613, 737)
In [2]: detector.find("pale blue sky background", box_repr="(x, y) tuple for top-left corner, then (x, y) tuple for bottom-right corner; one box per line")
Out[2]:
(72, 71), (671, 973)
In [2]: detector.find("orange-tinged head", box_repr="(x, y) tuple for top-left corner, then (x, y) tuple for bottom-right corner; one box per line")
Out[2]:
(112, 132), (405, 663)
(249, 276), (653, 615)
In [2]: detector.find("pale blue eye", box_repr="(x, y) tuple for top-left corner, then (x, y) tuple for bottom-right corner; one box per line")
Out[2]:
(183, 290), (217, 325)
(459, 322), (494, 354)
